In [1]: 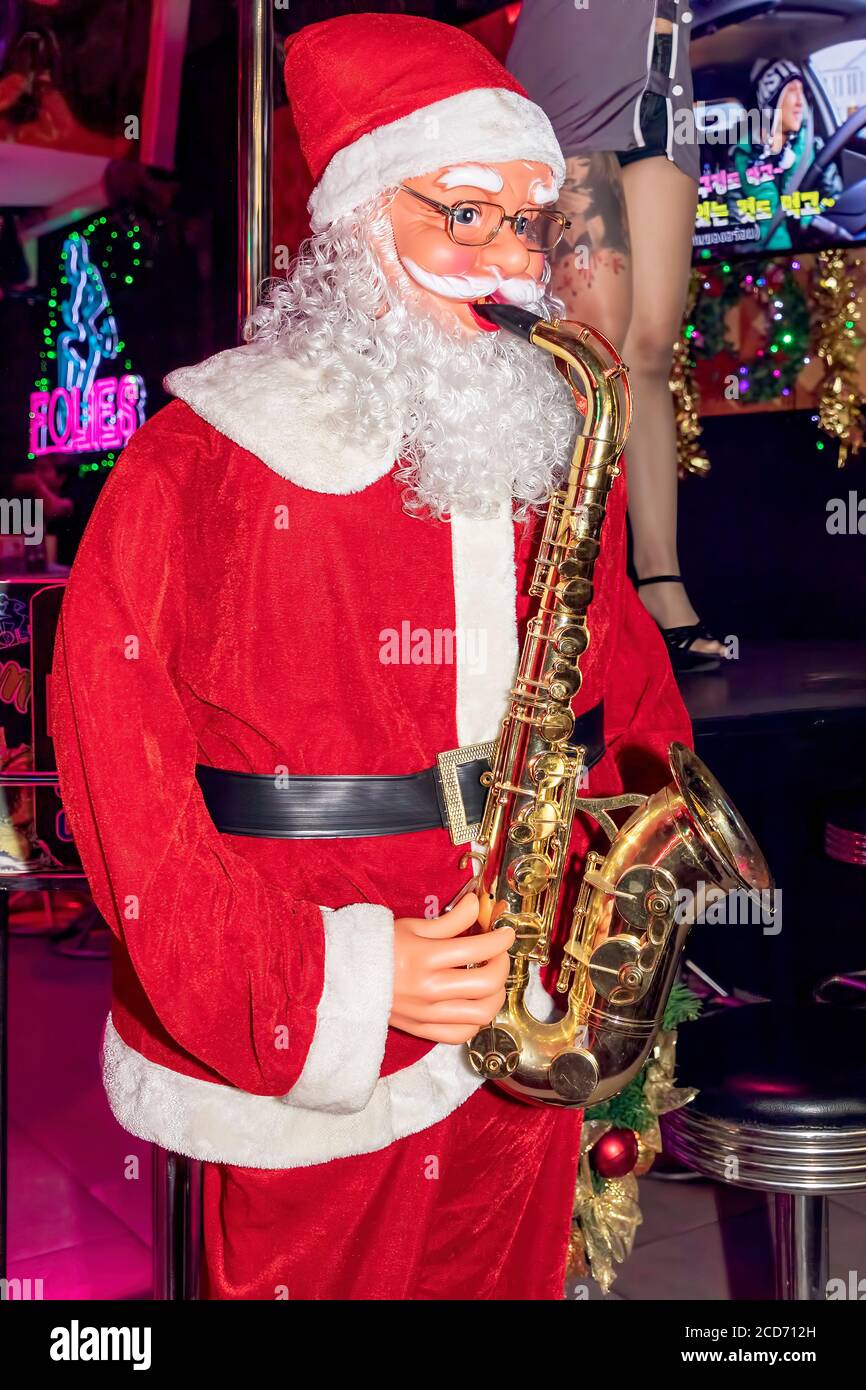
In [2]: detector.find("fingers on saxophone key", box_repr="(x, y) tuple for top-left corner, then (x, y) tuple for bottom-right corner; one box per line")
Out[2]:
(413, 892), (480, 939)
(436, 956), (510, 1000)
(389, 1017), (492, 1045)
(437, 924), (515, 970)
(399, 989), (508, 1029)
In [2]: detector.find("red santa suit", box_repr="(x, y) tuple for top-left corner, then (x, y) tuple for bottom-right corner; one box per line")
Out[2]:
(49, 14), (691, 1300)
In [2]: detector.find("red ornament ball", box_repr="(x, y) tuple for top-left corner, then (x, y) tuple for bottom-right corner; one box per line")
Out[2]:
(593, 1127), (639, 1178)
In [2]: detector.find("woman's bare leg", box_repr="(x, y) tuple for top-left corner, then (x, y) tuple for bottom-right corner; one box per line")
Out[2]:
(548, 152), (632, 350)
(620, 157), (724, 657)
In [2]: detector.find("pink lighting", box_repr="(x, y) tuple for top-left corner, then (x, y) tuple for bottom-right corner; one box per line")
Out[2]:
(28, 375), (146, 456)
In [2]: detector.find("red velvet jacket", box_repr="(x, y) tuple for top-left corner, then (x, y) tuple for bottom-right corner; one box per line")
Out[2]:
(50, 340), (691, 1170)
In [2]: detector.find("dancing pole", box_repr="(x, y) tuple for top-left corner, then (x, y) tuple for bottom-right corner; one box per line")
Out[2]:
(237, 0), (273, 337)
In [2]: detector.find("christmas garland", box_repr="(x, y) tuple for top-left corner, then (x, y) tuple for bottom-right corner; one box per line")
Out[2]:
(673, 251), (865, 472)
(568, 982), (703, 1293)
(688, 258), (810, 403)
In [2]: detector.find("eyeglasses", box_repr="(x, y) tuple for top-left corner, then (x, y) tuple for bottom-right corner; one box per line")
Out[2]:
(397, 184), (571, 253)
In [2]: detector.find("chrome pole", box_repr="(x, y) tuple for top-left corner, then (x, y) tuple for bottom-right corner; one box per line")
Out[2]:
(152, 1150), (203, 1300)
(774, 1192), (829, 1300)
(237, 0), (273, 336)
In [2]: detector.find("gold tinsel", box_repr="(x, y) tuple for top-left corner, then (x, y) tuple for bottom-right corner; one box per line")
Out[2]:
(569, 1028), (697, 1294)
(811, 249), (865, 467)
(571, 1153), (642, 1294)
(644, 1027), (698, 1116)
(670, 268), (711, 478)
(633, 1125), (661, 1178)
(566, 1224), (590, 1281)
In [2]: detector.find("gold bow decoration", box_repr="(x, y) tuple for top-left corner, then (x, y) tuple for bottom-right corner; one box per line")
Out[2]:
(567, 1028), (697, 1294)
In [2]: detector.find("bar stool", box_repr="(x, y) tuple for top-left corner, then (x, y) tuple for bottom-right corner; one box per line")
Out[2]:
(662, 1002), (866, 1300)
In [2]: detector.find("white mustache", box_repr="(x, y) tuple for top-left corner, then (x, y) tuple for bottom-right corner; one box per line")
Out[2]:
(401, 257), (544, 308)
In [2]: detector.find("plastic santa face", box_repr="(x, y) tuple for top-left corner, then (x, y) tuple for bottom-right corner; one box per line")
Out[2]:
(388, 159), (557, 334)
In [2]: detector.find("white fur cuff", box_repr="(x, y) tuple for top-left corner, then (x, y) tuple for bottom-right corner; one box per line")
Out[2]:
(280, 901), (395, 1114)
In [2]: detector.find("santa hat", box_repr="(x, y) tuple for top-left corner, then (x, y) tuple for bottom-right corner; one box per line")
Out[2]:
(284, 13), (565, 233)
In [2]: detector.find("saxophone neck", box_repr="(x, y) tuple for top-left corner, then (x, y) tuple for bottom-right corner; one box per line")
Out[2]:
(527, 318), (632, 461)
(470, 302), (630, 447)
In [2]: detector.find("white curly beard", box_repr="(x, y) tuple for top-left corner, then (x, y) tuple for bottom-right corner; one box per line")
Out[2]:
(244, 195), (577, 520)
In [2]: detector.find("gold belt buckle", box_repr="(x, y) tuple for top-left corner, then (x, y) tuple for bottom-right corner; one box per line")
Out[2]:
(435, 741), (497, 846)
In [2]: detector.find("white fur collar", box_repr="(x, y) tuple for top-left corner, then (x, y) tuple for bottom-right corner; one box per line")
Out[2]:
(164, 343), (401, 494)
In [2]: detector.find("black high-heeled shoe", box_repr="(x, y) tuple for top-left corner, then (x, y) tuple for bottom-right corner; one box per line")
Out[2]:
(636, 575), (723, 674)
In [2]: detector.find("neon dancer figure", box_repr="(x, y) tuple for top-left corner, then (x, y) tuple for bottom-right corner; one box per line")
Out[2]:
(56, 234), (119, 401)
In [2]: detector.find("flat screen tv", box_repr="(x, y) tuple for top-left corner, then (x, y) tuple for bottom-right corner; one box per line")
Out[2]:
(690, 0), (866, 259)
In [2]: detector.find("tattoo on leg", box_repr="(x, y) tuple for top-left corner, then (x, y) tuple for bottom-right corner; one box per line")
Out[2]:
(556, 152), (631, 260)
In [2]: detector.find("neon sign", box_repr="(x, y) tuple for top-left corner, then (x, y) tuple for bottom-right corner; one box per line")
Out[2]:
(28, 232), (146, 457)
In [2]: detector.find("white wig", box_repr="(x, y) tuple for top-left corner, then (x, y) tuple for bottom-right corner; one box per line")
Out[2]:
(244, 195), (576, 520)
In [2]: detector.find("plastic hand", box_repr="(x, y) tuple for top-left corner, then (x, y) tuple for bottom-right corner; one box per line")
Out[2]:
(389, 892), (515, 1044)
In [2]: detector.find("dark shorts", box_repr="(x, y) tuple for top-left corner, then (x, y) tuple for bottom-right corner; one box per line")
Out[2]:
(617, 89), (669, 167)
(616, 32), (672, 169)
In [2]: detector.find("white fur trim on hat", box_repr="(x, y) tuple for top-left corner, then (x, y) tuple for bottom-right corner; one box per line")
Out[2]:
(309, 86), (566, 231)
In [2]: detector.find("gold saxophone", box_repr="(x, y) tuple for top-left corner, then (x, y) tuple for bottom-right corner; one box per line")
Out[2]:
(460, 302), (772, 1108)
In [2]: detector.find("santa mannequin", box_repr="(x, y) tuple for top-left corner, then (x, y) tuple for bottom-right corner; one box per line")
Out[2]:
(51, 14), (690, 1300)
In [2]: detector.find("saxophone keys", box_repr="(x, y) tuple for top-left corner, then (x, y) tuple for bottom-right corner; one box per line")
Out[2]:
(541, 707), (574, 743)
(618, 964), (644, 992)
(467, 1026), (521, 1080)
(559, 539), (598, 573)
(547, 666), (582, 702)
(609, 984), (640, 1007)
(645, 917), (670, 947)
(507, 853), (552, 896)
(573, 536), (601, 561)
(530, 751), (569, 782)
(526, 802), (559, 841)
(556, 957), (576, 993)
(583, 867), (618, 895)
(612, 864), (678, 929)
(587, 934), (645, 1002)
(555, 624), (588, 658)
(559, 576), (593, 610)
(638, 942), (660, 972)
(494, 911), (544, 954)
(558, 557), (586, 580)
(508, 820), (536, 845)
(548, 1048), (600, 1104)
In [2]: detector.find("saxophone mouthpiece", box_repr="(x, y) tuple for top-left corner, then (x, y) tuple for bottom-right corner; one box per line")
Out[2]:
(472, 300), (539, 340)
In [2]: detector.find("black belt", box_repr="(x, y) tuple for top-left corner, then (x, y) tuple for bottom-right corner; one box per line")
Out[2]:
(195, 700), (605, 843)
